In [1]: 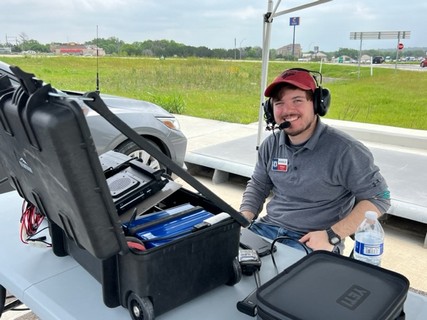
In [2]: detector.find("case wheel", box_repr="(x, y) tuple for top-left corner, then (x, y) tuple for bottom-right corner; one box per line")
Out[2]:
(226, 257), (242, 286)
(127, 293), (155, 320)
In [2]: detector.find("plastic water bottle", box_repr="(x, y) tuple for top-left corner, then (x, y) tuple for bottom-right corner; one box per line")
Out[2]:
(353, 211), (384, 266)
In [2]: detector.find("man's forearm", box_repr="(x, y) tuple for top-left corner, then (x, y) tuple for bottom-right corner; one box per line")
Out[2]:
(332, 200), (382, 238)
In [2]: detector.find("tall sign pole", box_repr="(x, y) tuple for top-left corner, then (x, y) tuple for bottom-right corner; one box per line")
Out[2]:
(396, 32), (405, 70)
(290, 17), (300, 57)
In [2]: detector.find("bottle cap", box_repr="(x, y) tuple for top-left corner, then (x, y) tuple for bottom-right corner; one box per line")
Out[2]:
(365, 211), (378, 220)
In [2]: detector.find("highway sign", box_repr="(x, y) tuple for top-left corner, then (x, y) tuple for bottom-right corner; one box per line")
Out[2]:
(289, 17), (300, 26)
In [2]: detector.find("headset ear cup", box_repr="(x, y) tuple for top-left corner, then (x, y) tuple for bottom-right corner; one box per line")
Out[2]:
(263, 98), (275, 126)
(313, 87), (331, 116)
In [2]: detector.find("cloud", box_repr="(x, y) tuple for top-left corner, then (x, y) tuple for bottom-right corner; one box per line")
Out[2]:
(1, 0), (425, 51)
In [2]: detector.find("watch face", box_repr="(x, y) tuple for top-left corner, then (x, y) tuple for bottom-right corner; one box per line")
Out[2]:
(330, 236), (340, 245)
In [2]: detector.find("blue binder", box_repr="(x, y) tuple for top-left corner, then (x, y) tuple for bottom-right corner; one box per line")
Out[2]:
(125, 203), (195, 232)
(136, 209), (214, 248)
(124, 204), (214, 248)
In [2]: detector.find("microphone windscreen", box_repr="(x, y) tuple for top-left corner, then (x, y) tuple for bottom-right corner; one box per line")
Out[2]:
(278, 121), (291, 130)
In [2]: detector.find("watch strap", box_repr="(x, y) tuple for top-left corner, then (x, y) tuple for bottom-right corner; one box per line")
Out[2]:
(326, 227), (341, 245)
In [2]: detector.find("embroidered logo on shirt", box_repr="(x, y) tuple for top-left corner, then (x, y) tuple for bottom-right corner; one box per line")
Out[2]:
(272, 158), (288, 172)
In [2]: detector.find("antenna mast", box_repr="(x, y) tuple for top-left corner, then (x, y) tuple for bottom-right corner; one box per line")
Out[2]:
(96, 25), (100, 94)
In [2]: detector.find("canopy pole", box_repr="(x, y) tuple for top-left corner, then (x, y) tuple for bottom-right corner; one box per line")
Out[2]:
(256, 0), (274, 150)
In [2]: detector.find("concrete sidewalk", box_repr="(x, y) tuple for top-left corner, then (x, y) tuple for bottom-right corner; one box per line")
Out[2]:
(176, 115), (427, 246)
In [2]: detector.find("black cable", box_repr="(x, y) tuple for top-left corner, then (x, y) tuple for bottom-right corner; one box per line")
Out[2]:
(254, 269), (261, 288)
(11, 306), (30, 312)
(26, 226), (52, 247)
(27, 225), (49, 237)
(0, 177), (8, 184)
(161, 172), (173, 180)
(2, 293), (29, 312)
(129, 208), (138, 224)
(270, 236), (310, 275)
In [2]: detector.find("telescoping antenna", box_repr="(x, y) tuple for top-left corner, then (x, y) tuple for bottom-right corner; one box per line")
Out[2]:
(96, 25), (100, 94)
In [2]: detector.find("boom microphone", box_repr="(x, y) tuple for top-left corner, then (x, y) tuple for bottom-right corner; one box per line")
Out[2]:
(278, 121), (291, 130)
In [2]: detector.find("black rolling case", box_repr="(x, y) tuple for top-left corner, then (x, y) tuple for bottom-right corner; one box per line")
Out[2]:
(256, 251), (409, 320)
(0, 67), (249, 319)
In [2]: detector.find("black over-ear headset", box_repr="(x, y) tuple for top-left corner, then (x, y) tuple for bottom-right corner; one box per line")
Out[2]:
(263, 68), (331, 129)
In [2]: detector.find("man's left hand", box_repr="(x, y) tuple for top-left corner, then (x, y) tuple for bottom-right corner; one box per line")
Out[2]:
(299, 231), (334, 251)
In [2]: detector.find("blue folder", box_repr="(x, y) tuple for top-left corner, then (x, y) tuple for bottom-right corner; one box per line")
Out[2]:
(124, 203), (214, 248)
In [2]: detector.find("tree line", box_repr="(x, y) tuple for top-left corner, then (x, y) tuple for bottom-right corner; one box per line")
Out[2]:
(2, 35), (426, 61)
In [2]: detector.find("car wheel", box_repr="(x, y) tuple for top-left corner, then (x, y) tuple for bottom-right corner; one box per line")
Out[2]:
(115, 139), (170, 173)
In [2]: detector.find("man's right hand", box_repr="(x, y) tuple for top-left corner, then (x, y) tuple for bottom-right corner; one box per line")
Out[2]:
(241, 211), (255, 224)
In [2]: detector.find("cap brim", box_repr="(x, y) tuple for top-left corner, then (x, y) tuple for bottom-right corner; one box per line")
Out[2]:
(264, 79), (313, 97)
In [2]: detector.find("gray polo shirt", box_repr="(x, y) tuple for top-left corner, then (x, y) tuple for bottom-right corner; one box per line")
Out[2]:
(240, 118), (390, 233)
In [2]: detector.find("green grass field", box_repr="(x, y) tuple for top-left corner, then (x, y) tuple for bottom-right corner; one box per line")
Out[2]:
(2, 56), (426, 130)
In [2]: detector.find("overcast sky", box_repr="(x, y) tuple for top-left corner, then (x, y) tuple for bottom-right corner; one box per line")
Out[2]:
(1, 0), (425, 52)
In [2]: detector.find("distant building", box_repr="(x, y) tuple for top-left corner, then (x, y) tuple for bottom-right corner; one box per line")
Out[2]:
(276, 44), (302, 58)
(0, 47), (12, 54)
(50, 42), (106, 56)
(301, 51), (328, 61)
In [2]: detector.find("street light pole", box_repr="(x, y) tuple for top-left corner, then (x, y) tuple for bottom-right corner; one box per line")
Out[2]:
(240, 38), (246, 60)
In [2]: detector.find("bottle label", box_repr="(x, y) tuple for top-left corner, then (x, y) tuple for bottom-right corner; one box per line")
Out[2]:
(355, 241), (384, 256)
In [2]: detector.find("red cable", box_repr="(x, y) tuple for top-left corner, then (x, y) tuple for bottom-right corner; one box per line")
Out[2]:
(20, 201), (44, 244)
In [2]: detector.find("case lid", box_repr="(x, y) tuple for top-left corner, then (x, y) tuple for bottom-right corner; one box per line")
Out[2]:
(0, 67), (127, 259)
(257, 251), (409, 320)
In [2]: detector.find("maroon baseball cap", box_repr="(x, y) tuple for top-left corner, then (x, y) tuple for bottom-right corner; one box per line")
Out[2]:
(264, 69), (317, 97)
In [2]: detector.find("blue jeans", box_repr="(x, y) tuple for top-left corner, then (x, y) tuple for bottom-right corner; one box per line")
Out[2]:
(249, 221), (312, 253)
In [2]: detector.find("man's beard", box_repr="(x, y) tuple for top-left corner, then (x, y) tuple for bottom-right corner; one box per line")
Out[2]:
(285, 116), (317, 136)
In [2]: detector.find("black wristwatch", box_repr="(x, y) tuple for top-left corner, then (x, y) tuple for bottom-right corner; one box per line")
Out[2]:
(326, 227), (341, 245)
